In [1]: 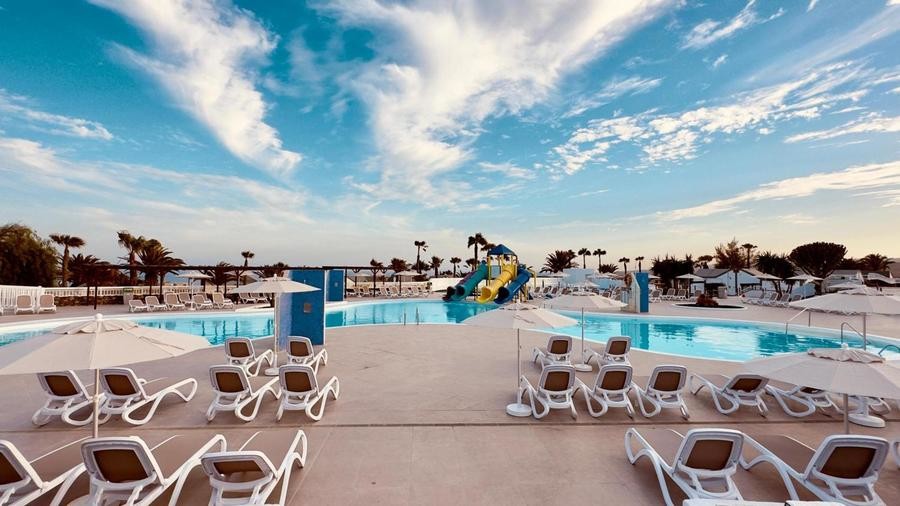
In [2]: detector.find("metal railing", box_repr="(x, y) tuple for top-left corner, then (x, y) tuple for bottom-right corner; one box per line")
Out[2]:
(784, 308), (812, 334)
(839, 321), (867, 349)
(877, 344), (900, 356)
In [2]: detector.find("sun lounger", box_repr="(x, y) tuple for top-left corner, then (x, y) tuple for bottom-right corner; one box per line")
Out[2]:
(516, 364), (578, 419)
(576, 364), (635, 418)
(200, 429), (308, 506)
(765, 380), (839, 418)
(742, 434), (889, 505)
(191, 293), (213, 310)
(207, 365), (281, 422)
(583, 335), (631, 366)
(286, 336), (328, 373)
(689, 373), (769, 416)
(163, 293), (185, 311)
(98, 368), (197, 425)
(0, 436), (89, 505)
(13, 295), (34, 315)
(276, 365), (340, 421)
(625, 427), (745, 505)
(178, 292), (196, 310)
(33, 370), (98, 427)
(129, 299), (149, 313)
(675, 289), (687, 301)
(80, 433), (225, 505)
(225, 337), (275, 377)
(531, 335), (573, 368)
(211, 292), (234, 310)
(661, 288), (675, 301)
(144, 295), (167, 311)
(633, 365), (690, 419)
(36, 294), (56, 313)
(649, 289), (661, 302)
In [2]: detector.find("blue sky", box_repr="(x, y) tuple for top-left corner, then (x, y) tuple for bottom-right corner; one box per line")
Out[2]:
(1, 0), (898, 269)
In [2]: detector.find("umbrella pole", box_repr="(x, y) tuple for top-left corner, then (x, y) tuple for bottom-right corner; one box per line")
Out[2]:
(505, 328), (532, 417)
(93, 368), (100, 439)
(265, 294), (280, 376)
(843, 393), (850, 434)
(862, 314), (867, 350)
(573, 309), (591, 372)
(516, 328), (520, 388)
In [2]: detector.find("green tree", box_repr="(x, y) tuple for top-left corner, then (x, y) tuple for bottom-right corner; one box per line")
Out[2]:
(741, 243), (757, 268)
(695, 255), (713, 270)
(598, 263), (618, 273)
(449, 256), (462, 276)
(0, 224), (57, 286)
(137, 239), (184, 295)
(858, 253), (892, 272)
(650, 255), (694, 289)
(414, 240), (428, 273)
(635, 256), (645, 272)
(714, 239), (745, 294)
(577, 248), (591, 267)
(49, 233), (85, 286)
(467, 233), (488, 263)
(755, 251), (795, 294)
(389, 258), (409, 275)
(542, 250), (577, 273)
(592, 248), (606, 270)
(789, 242), (847, 281)
(68, 254), (117, 287)
(618, 257), (630, 274)
(202, 261), (236, 294)
(430, 256), (443, 277)
(240, 250), (255, 285)
(117, 230), (147, 286)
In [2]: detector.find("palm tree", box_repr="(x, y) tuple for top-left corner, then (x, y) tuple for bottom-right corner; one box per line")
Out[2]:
(598, 263), (618, 274)
(449, 257), (462, 276)
(635, 256), (645, 272)
(136, 239), (184, 295)
(618, 257), (630, 274)
(715, 239), (745, 294)
(465, 257), (478, 271)
(413, 240), (428, 273)
(859, 253), (892, 272)
(741, 243), (757, 268)
(254, 262), (289, 279)
(202, 261), (236, 294)
(467, 233), (488, 264)
(240, 250), (255, 285)
(592, 248), (606, 270)
(389, 258), (409, 275)
(369, 258), (385, 287)
(68, 253), (114, 287)
(117, 230), (147, 286)
(430, 256), (443, 277)
(542, 250), (577, 273)
(695, 255), (713, 270)
(49, 233), (85, 286)
(577, 248), (591, 267)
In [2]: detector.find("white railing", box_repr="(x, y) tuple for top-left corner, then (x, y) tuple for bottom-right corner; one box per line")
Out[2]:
(1, 284), (224, 305)
(0, 285), (46, 308)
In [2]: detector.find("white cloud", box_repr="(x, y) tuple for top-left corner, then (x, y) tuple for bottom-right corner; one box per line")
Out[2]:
(0, 89), (113, 140)
(90, 0), (301, 177)
(478, 162), (535, 180)
(681, 1), (784, 50)
(657, 160), (900, 221)
(317, 0), (675, 204)
(711, 54), (728, 69)
(564, 75), (662, 118)
(807, 0), (820, 12)
(785, 113), (900, 143)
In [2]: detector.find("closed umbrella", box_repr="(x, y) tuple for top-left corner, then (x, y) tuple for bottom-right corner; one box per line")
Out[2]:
(745, 345), (900, 432)
(676, 273), (705, 292)
(464, 303), (576, 416)
(543, 294), (626, 372)
(0, 314), (209, 437)
(789, 287), (900, 350)
(233, 275), (319, 375)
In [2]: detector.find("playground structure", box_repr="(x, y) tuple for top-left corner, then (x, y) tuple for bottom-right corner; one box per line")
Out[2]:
(444, 244), (532, 304)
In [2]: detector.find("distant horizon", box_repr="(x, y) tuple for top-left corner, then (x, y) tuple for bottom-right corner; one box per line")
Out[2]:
(1, 1), (899, 266)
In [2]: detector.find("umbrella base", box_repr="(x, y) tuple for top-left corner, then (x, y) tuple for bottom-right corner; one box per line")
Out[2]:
(506, 403), (532, 417)
(848, 413), (885, 428)
(263, 367), (280, 377)
(573, 363), (592, 372)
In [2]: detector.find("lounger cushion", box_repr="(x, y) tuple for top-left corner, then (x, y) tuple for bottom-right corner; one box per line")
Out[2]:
(599, 370), (630, 390)
(548, 340), (569, 354)
(103, 374), (139, 396)
(653, 371), (683, 392)
(228, 342), (252, 359)
(0, 453), (20, 485)
(820, 446), (878, 479)
(543, 371), (572, 392)
(44, 374), (81, 397)
(94, 449), (150, 483)
(685, 439), (736, 471)
(289, 341), (311, 357)
(606, 340), (628, 355)
(283, 371), (313, 393)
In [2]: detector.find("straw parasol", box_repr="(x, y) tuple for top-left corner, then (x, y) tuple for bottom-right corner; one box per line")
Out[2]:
(0, 314), (209, 437)
(463, 303), (576, 416)
(789, 287), (900, 349)
(233, 275), (319, 375)
(745, 345), (900, 433)
(179, 270), (212, 295)
(543, 294), (626, 372)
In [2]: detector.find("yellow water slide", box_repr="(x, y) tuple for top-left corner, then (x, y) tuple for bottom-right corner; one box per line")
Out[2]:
(475, 263), (518, 303)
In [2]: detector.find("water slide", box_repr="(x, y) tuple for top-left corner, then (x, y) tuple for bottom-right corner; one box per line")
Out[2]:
(475, 263), (518, 303)
(444, 262), (488, 301)
(494, 265), (531, 305)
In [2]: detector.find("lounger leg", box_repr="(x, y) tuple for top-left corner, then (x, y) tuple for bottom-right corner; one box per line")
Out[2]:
(624, 429), (677, 506)
(634, 388), (661, 418)
(766, 386), (816, 418)
(123, 379), (198, 425)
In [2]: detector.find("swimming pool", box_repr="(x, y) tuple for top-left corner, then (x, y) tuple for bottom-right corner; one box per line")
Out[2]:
(0, 300), (896, 361)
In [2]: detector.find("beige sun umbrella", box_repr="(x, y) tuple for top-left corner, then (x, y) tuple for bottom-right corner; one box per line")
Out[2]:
(745, 345), (900, 433)
(789, 287), (900, 350)
(543, 294), (626, 372)
(464, 303), (577, 416)
(233, 275), (319, 375)
(0, 314), (210, 437)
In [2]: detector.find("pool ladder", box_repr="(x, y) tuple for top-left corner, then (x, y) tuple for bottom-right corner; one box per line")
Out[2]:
(784, 308), (812, 333)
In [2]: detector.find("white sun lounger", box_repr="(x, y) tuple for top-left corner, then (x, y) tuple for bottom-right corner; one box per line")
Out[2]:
(531, 334), (573, 368)
(98, 368), (197, 426)
(13, 295), (34, 315)
(200, 429), (308, 506)
(766, 380), (839, 418)
(583, 335), (631, 366)
(276, 365), (340, 422)
(36, 294), (56, 314)
(192, 294), (213, 310)
(163, 293), (185, 311)
(128, 299), (149, 313)
(144, 295), (167, 312)
(286, 336), (328, 373)
(0, 436), (89, 505)
(625, 427), (745, 505)
(633, 365), (690, 419)
(576, 364), (635, 418)
(207, 365), (281, 422)
(516, 364), (578, 419)
(225, 337), (275, 377)
(80, 433), (226, 506)
(211, 292), (234, 310)
(689, 373), (769, 416)
(33, 370), (99, 427)
(741, 434), (889, 505)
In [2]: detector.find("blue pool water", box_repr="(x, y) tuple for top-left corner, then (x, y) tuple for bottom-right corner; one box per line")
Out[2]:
(0, 300), (896, 361)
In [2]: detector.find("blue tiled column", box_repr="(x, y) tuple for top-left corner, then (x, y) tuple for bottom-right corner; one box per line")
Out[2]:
(285, 270), (326, 345)
(326, 269), (345, 302)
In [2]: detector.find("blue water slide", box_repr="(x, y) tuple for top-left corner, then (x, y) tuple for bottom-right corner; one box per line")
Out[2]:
(494, 265), (531, 304)
(444, 262), (488, 301)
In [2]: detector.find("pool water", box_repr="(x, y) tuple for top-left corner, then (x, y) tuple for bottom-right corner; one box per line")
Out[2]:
(0, 300), (895, 361)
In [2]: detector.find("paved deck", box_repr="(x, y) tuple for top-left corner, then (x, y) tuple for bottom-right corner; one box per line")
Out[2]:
(1, 324), (898, 505)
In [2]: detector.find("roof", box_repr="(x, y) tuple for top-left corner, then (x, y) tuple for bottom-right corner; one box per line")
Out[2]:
(693, 268), (730, 278)
(487, 244), (516, 256)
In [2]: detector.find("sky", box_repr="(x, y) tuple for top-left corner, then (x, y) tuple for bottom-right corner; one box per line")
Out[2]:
(0, 0), (899, 270)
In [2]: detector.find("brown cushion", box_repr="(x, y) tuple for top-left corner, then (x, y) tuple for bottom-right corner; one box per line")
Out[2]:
(289, 341), (310, 357)
(104, 374), (138, 396)
(600, 370), (629, 390)
(685, 439), (734, 471)
(0, 452), (22, 485)
(548, 339), (569, 355)
(94, 449), (149, 483)
(228, 342), (251, 359)
(653, 371), (682, 392)
(543, 371), (571, 392)
(607, 340), (627, 355)
(821, 446), (877, 479)
(215, 372), (246, 393)
(284, 372), (313, 393)
(45, 375), (79, 397)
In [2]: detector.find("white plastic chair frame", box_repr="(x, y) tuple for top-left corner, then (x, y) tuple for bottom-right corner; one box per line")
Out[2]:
(633, 365), (690, 419)
(576, 364), (635, 418)
(531, 334), (573, 368)
(32, 370), (98, 427)
(207, 365), (280, 423)
(765, 382), (839, 418)
(741, 434), (888, 506)
(276, 365), (340, 422)
(583, 335), (631, 367)
(98, 368), (197, 426)
(625, 428), (745, 506)
(516, 364), (578, 419)
(689, 373), (769, 416)
(286, 336), (328, 373)
(0, 437), (88, 506)
(225, 337), (275, 377)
